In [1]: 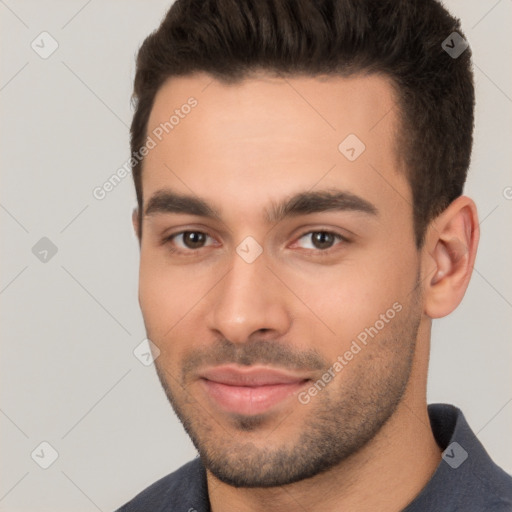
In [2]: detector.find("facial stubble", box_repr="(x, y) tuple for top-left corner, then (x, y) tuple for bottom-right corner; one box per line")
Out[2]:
(152, 287), (421, 488)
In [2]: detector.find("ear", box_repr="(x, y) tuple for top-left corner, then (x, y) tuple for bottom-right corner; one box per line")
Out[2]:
(421, 196), (479, 319)
(132, 207), (141, 242)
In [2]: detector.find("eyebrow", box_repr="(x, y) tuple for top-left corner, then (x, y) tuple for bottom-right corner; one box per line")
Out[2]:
(144, 188), (378, 224)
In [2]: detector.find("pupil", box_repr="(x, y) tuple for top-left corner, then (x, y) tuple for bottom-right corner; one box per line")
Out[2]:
(185, 231), (205, 248)
(313, 232), (334, 249)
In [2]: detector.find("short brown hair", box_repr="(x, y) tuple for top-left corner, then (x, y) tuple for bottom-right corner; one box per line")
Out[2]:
(130, 0), (474, 247)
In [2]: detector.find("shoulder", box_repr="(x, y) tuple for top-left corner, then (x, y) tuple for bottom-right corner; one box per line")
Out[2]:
(114, 457), (209, 512)
(435, 404), (512, 508)
(404, 404), (512, 511)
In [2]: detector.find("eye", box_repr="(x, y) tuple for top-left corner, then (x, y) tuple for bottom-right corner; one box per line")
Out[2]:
(162, 229), (347, 256)
(294, 231), (347, 251)
(164, 231), (216, 253)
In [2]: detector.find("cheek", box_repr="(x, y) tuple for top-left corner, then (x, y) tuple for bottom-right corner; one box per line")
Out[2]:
(138, 250), (219, 348)
(289, 252), (416, 355)
(138, 264), (191, 372)
(138, 253), (182, 338)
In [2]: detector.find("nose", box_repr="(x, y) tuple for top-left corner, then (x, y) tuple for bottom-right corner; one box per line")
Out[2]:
(205, 249), (291, 344)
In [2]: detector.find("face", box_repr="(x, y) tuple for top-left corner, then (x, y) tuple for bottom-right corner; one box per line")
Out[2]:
(136, 72), (424, 487)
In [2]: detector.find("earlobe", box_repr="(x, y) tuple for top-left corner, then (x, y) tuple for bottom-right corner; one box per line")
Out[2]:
(422, 196), (479, 319)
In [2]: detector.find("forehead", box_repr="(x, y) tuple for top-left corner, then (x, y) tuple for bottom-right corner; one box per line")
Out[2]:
(147, 71), (398, 146)
(142, 72), (410, 225)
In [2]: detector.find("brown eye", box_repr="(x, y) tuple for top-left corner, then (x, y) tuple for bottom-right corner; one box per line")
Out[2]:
(311, 232), (336, 249)
(163, 230), (215, 254)
(181, 231), (207, 249)
(296, 231), (343, 251)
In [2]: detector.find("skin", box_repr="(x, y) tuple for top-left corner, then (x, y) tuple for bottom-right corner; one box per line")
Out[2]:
(132, 72), (479, 511)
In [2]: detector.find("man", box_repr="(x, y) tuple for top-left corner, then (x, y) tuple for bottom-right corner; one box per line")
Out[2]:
(116, 0), (512, 510)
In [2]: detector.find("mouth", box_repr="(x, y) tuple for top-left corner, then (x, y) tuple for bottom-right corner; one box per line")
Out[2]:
(198, 365), (311, 415)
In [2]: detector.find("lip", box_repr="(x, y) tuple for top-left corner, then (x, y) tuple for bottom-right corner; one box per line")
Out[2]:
(198, 365), (311, 415)
(199, 365), (310, 386)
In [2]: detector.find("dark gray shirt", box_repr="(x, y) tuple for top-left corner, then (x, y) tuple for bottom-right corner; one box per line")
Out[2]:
(115, 403), (512, 511)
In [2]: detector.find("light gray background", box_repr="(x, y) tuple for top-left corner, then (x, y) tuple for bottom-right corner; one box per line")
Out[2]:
(1, 1), (511, 511)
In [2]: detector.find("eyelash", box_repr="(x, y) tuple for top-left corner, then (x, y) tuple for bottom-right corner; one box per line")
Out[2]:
(161, 229), (349, 256)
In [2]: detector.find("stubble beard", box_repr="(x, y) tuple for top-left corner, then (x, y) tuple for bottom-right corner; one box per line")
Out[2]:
(152, 288), (421, 488)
